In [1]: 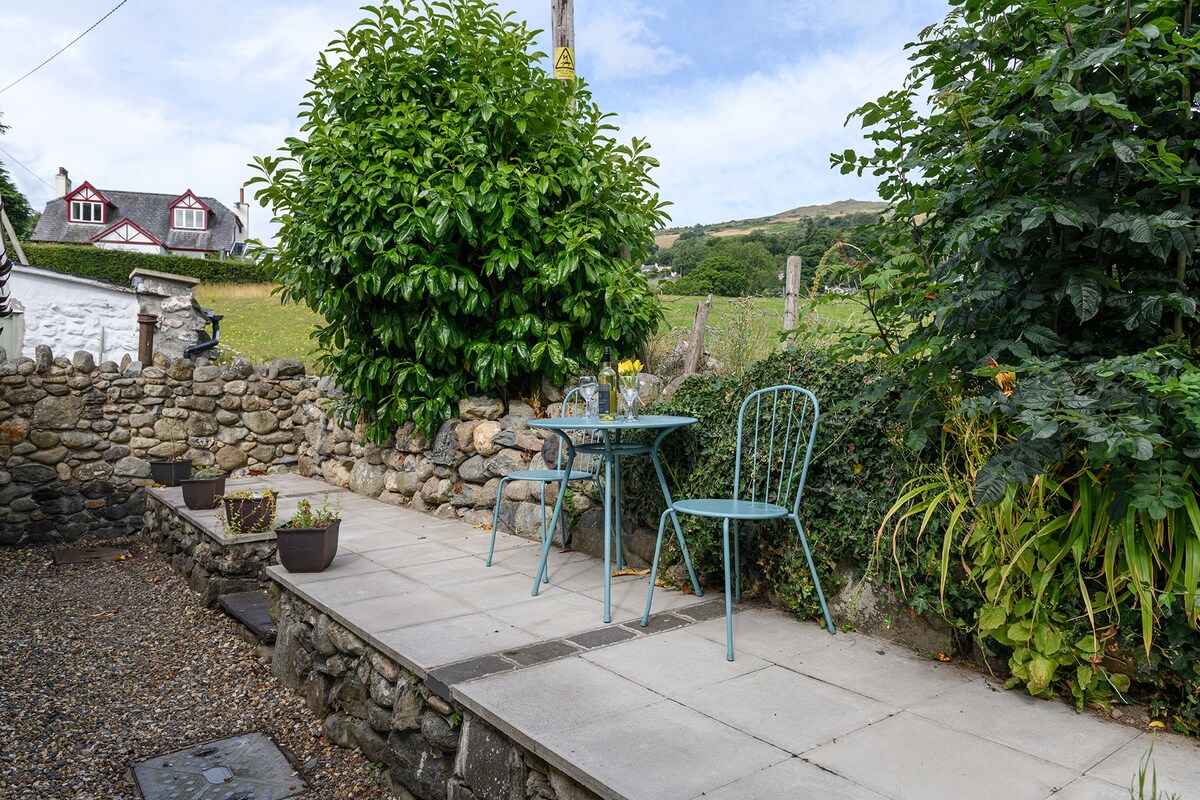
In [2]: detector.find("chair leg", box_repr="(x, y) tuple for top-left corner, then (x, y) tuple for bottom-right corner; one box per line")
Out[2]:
(793, 516), (836, 635)
(641, 509), (672, 626)
(733, 520), (741, 604)
(538, 483), (550, 583)
(487, 476), (511, 566)
(722, 517), (735, 661)
(671, 511), (703, 597)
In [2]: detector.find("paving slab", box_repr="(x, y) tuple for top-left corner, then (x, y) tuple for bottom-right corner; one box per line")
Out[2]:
(1085, 733), (1200, 798)
(581, 627), (770, 697)
(374, 612), (538, 668)
(536, 699), (789, 800)
(909, 677), (1140, 771)
(804, 711), (1076, 800)
(695, 756), (889, 800)
(676, 664), (895, 754)
(1048, 776), (1130, 800)
(774, 629), (974, 706)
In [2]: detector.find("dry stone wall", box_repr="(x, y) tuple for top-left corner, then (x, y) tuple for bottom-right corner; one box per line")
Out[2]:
(0, 345), (314, 546)
(2, 343), (622, 560)
(273, 589), (601, 800)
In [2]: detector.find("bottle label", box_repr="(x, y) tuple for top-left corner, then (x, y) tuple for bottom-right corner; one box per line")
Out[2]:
(599, 384), (611, 416)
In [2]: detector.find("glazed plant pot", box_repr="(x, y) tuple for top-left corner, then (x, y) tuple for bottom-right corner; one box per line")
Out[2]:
(275, 520), (340, 573)
(179, 476), (227, 510)
(221, 492), (278, 534)
(149, 459), (193, 487)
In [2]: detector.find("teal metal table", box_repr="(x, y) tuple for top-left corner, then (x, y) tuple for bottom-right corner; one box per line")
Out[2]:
(526, 414), (703, 623)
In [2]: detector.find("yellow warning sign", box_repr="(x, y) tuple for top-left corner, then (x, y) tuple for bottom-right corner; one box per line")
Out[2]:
(553, 47), (575, 80)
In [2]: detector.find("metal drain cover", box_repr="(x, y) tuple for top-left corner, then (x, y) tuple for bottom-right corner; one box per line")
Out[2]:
(131, 732), (306, 800)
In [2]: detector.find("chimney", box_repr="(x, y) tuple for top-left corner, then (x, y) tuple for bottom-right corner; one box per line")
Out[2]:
(234, 186), (250, 239)
(55, 167), (72, 198)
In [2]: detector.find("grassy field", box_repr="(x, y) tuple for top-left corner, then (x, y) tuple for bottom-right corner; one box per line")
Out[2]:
(195, 284), (859, 373)
(195, 283), (324, 368)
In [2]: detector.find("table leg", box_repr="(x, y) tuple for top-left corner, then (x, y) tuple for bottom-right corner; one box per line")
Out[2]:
(612, 434), (625, 571)
(531, 432), (576, 596)
(649, 428), (702, 596)
(603, 435), (614, 623)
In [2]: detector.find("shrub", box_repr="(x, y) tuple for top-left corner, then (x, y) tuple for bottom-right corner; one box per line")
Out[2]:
(250, 0), (667, 441)
(20, 243), (272, 285)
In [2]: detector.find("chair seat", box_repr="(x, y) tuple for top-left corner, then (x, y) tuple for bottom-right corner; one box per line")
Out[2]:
(671, 498), (788, 520)
(505, 468), (594, 482)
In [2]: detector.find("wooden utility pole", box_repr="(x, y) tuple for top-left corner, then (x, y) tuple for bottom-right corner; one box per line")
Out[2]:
(551, 0), (575, 82)
(782, 256), (802, 349)
(0, 196), (27, 265)
(682, 295), (713, 375)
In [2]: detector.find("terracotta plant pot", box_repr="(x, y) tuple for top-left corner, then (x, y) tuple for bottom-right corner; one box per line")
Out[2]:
(275, 520), (340, 573)
(221, 492), (278, 534)
(149, 459), (192, 487)
(179, 476), (227, 510)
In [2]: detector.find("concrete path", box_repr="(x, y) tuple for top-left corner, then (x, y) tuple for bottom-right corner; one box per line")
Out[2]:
(219, 475), (1197, 799)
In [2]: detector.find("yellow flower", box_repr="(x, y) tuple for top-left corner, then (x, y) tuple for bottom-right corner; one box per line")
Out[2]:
(618, 358), (643, 376)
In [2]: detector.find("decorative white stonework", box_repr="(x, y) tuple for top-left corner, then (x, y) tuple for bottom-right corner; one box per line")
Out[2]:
(7, 264), (140, 362)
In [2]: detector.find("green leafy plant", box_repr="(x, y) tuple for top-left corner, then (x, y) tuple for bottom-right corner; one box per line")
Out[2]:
(829, 0), (1199, 719)
(250, 0), (668, 441)
(188, 465), (225, 479)
(278, 496), (341, 529)
(1130, 738), (1182, 800)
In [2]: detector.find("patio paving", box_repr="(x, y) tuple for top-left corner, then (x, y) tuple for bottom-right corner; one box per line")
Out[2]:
(183, 474), (1200, 799)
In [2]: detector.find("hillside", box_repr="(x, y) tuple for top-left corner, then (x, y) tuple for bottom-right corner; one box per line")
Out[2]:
(654, 198), (888, 249)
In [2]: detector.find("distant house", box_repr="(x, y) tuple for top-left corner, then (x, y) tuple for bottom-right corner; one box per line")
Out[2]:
(29, 167), (249, 260)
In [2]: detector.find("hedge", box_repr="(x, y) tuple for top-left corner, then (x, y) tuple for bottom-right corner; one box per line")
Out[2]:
(20, 243), (275, 285)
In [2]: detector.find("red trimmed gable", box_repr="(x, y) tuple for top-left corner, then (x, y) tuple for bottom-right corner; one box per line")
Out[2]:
(92, 217), (164, 247)
(168, 189), (210, 230)
(64, 181), (109, 224)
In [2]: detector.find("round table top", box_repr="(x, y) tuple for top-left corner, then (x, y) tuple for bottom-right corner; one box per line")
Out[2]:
(527, 414), (698, 431)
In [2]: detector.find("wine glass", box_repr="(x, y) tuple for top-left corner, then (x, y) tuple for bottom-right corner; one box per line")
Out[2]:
(578, 375), (599, 420)
(619, 374), (639, 422)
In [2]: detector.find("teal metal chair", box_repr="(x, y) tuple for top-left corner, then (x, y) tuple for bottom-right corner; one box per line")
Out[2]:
(487, 387), (601, 580)
(641, 385), (836, 660)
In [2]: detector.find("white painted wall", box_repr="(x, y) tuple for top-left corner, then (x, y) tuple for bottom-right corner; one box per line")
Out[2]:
(7, 265), (141, 363)
(95, 241), (167, 256)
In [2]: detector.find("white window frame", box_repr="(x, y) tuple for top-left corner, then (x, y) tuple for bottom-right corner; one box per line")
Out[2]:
(172, 207), (207, 230)
(69, 200), (104, 223)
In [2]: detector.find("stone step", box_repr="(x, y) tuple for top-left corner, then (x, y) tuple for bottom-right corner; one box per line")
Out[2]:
(216, 591), (276, 644)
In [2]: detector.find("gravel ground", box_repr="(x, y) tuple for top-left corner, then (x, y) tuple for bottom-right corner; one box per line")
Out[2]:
(0, 535), (392, 800)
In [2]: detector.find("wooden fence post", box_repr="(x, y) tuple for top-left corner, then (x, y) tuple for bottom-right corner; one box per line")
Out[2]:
(782, 255), (801, 349)
(682, 294), (712, 375)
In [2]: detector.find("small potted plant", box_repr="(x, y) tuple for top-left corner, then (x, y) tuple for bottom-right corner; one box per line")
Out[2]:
(178, 465), (227, 510)
(220, 489), (279, 536)
(274, 496), (341, 573)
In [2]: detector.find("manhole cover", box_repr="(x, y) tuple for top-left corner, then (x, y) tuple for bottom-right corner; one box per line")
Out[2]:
(131, 732), (306, 800)
(52, 546), (131, 565)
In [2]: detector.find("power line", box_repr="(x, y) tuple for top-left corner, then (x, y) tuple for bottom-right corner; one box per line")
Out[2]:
(0, 0), (130, 96)
(0, 144), (54, 190)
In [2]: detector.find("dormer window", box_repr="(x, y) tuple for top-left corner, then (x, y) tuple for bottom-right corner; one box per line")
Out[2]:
(169, 190), (210, 231)
(70, 200), (104, 222)
(65, 181), (108, 224)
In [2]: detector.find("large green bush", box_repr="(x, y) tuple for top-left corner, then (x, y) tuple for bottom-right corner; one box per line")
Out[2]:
(21, 243), (272, 285)
(630, 348), (913, 619)
(250, 0), (667, 440)
(834, 0), (1200, 718)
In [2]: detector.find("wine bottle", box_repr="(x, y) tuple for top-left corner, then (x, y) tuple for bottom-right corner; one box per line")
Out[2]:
(597, 347), (617, 421)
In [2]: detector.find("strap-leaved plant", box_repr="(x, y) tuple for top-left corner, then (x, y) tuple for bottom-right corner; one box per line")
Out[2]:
(250, 0), (668, 441)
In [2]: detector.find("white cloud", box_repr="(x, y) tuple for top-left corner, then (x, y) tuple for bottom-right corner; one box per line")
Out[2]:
(578, 2), (691, 81)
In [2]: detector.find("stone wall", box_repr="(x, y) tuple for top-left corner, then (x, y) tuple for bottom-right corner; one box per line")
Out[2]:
(2, 341), (630, 561)
(273, 589), (600, 800)
(0, 345), (315, 546)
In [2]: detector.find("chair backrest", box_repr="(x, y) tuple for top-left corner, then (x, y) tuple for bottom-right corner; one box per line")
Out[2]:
(552, 387), (602, 475)
(732, 385), (820, 514)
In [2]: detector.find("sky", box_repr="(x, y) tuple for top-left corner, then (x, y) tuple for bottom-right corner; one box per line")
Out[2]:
(0, 0), (953, 245)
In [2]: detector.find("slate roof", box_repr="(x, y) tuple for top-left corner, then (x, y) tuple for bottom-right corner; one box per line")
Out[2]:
(31, 189), (242, 254)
